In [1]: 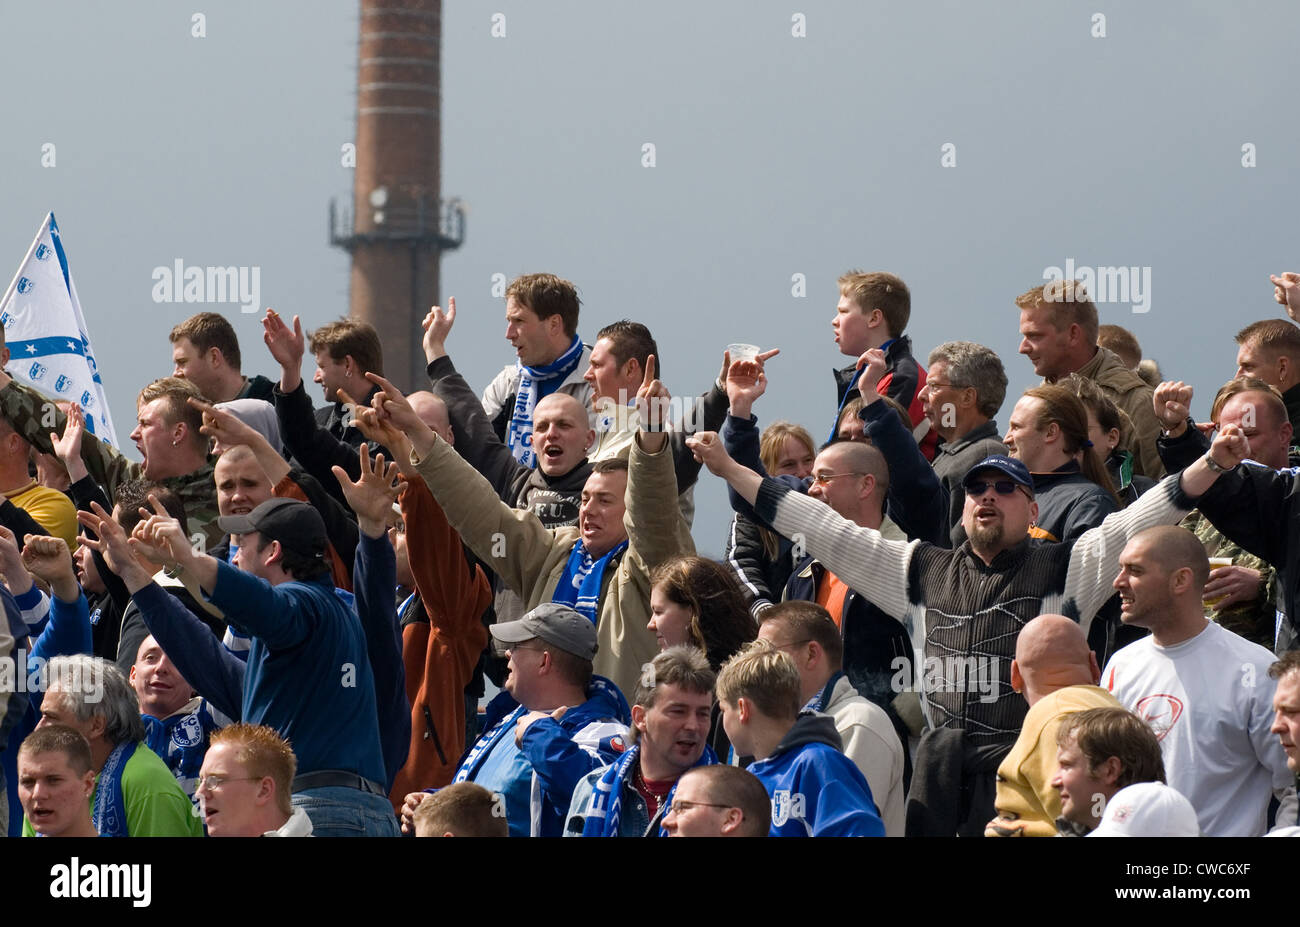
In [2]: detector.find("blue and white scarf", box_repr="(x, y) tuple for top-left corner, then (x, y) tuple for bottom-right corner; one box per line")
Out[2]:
(454, 704), (527, 783)
(553, 539), (629, 624)
(92, 740), (137, 837)
(582, 743), (718, 837)
(507, 334), (585, 468)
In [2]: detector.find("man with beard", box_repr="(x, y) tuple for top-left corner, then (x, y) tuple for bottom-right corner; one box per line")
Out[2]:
(688, 414), (1242, 836)
(565, 646), (717, 836)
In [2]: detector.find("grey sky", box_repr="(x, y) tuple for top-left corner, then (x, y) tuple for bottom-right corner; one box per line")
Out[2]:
(2, 0), (1297, 554)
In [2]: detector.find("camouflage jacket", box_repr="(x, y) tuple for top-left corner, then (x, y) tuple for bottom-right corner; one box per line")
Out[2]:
(0, 380), (222, 549)
(1183, 510), (1276, 647)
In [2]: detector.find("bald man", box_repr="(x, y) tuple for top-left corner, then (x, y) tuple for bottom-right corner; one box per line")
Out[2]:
(1103, 525), (1298, 836)
(985, 614), (1121, 837)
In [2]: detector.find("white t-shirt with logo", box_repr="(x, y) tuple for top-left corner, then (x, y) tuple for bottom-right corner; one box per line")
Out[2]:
(1103, 620), (1298, 837)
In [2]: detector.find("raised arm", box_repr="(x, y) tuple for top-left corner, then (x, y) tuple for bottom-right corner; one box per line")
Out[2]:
(0, 376), (136, 496)
(77, 501), (245, 717)
(1151, 380), (1210, 474)
(335, 448), (410, 788)
(21, 535), (92, 659)
(372, 372), (564, 595)
(690, 430), (914, 620)
(193, 397), (290, 484)
(423, 300), (529, 501)
(855, 348), (947, 545)
(265, 309), (383, 498)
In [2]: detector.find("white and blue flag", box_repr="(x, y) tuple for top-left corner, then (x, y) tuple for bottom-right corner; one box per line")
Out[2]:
(0, 212), (119, 446)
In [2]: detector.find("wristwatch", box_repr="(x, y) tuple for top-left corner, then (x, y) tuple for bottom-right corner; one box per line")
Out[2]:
(1202, 453), (1231, 474)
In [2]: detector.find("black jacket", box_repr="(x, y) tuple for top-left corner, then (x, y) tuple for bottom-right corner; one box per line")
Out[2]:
(275, 380), (388, 507)
(1191, 461), (1300, 653)
(1030, 460), (1121, 543)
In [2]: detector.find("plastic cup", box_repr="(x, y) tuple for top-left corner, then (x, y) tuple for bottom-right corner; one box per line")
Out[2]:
(728, 343), (760, 363)
(1203, 556), (1234, 608)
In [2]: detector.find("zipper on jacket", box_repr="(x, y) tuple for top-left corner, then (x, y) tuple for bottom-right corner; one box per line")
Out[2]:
(423, 705), (447, 764)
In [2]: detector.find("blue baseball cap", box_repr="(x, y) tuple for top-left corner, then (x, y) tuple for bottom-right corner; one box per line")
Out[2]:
(962, 455), (1033, 491)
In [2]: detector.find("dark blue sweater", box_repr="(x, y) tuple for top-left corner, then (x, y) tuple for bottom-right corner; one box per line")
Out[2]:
(134, 560), (387, 786)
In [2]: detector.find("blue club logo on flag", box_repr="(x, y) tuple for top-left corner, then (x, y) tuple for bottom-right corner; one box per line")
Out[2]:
(54, 374), (73, 394)
(16, 277), (34, 294)
(80, 390), (95, 409)
(29, 362), (47, 381)
(34, 243), (51, 261)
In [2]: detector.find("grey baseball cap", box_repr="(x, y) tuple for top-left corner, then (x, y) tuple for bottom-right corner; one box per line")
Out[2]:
(491, 603), (598, 661)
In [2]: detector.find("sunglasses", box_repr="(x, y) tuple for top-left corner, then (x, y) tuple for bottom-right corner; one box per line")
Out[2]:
(965, 479), (1024, 496)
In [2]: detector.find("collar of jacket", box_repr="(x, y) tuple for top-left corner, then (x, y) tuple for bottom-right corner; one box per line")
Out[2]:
(593, 397), (638, 435)
(525, 458), (593, 492)
(938, 419), (1001, 456)
(1066, 346), (1145, 394)
(812, 670), (847, 713)
(960, 536), (1032, 572)
(832, 335), (915, 403)
(1030, 459), (1083, 490)
(766, 711), (843, 761)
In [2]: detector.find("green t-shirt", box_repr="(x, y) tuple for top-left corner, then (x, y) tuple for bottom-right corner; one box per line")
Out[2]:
(23, 741), (203, 837)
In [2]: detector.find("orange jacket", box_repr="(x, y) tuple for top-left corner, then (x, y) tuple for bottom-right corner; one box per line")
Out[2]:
(388, 475), (492, 805)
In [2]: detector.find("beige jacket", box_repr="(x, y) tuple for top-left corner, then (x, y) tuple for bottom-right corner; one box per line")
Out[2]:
(413, 432), (693, 697)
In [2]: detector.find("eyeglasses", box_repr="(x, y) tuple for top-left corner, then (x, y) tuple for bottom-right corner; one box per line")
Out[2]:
(809, 471), (865, 486)
(196, 775), (260, 792)
(925, 381), (963, 391)
(667, 799), (732, 814)
(767, 638), (812, 653)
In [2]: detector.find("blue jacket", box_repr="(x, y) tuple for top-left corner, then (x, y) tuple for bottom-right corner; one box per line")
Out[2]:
(455, 676), (631, 837)
(133, 560), (388, 787)
(747, 712), (885, 837)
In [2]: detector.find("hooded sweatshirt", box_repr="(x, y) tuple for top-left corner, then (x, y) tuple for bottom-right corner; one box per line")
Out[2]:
(746, 712), (885, 837)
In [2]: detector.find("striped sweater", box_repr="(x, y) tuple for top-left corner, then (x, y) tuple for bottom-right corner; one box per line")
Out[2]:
(754, 473), (1195, 748)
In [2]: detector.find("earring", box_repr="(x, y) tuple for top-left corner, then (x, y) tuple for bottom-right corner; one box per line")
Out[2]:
(172, 439), (179, 447)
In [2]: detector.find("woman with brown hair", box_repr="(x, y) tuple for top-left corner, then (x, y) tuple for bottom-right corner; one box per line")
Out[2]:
(648, 555), (756, 760)
(1061, 374), (1155, 506)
